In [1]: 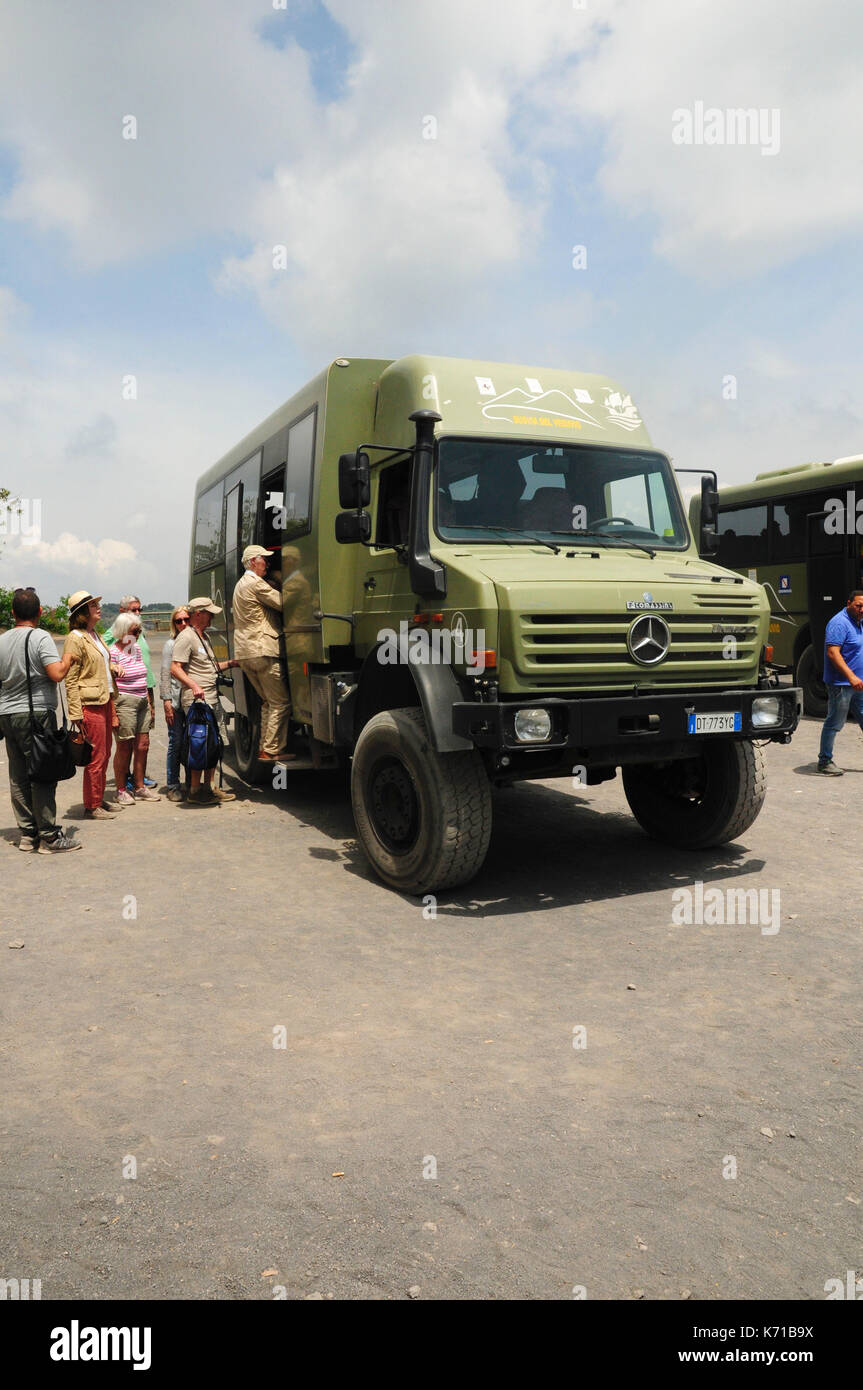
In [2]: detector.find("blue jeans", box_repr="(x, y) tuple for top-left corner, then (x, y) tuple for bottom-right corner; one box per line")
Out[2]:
(818, 685), (863, 764)
(166, 705), (185, 788)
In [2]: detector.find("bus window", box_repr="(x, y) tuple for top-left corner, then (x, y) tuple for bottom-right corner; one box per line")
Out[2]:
(283, 408), (316, 541)
(716, 504), (767, 568)
(194, 482), (224, 570)
(261, 465), (286, 551)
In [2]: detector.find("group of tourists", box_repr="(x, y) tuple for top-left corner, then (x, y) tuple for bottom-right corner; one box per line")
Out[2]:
(0, 545), (292, 852)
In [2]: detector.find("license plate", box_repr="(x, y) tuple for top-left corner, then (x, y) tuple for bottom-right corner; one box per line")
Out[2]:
(687, 711), (742, 734)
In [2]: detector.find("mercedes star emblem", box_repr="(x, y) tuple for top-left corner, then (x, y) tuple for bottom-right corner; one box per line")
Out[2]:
(627, 614), (670, 665)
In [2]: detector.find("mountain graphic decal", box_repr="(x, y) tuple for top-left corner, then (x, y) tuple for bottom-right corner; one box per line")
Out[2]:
(481, 388), (602, 426)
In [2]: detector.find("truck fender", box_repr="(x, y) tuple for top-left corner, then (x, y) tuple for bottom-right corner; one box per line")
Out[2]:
(355, 645), (474, 753)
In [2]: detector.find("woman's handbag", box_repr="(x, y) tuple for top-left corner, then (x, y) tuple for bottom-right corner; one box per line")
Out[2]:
(24, 630), (77, 784)
(69, 726), (94, 767)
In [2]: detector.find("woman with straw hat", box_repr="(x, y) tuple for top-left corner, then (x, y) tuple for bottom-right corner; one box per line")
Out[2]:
(63, 591), (122, 819)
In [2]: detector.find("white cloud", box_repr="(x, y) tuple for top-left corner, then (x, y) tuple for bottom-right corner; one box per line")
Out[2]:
(0, 0), (594, 348)
(23, 533), (138, 572)
(562, 0), (863, 277)
(1, 0), (860, 327)
(0, 322), (281, 604)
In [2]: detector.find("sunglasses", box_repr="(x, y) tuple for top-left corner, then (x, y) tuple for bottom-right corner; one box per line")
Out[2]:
(175, 616), (190, 626)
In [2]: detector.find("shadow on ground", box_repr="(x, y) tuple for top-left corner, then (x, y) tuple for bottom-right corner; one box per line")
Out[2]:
(222, 761), (764, 920)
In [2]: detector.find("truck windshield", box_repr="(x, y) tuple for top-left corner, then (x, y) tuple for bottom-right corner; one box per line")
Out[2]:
(435, 439), (689, 550)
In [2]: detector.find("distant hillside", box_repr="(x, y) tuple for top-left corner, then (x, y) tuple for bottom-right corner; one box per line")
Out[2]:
(100, 601), (174, 628)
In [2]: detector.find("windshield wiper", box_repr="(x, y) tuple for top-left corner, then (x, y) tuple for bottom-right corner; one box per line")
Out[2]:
(449, 524), (561, 554)
(541, 529), (657, 559)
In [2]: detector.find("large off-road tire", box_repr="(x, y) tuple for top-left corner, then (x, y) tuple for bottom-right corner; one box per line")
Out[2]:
(622, 739), (766, 849)
(795, 643), (827, 719)
(230, 679), (268, 784)
(351, 707), (492, 894)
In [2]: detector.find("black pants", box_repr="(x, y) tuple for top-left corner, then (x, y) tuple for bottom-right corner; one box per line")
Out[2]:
(0, 711), (60, 844)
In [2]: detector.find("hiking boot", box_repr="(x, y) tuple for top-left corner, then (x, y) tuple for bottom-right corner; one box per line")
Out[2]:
(166, 787), (185, 804)
(133, 786), (161, 801)
(187, 787), (217, 805)
(209, 785), (236, 802)
(817, 760), (844, 776)
(38, 831), (83, 853)
(85, 806), (117, 820)
(18, 836), (39, 853)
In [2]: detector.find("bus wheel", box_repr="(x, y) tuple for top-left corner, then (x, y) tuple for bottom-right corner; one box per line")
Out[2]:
(351, 707), (492, 894)
(795, 644), (827, 718)
(231, 683), (268, 784)
(622, 740), (766, 850)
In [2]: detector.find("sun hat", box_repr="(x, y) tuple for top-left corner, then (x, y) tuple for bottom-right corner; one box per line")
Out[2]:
(68, 590), (102, 615)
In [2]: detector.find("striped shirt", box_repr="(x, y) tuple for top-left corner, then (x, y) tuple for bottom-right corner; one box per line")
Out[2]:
(113, 641), (148, 697)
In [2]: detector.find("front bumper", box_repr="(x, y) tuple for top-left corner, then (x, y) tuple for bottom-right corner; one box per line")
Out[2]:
(452, 686), (802, 762)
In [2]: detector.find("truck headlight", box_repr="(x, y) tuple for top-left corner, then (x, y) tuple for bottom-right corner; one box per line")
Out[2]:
(514, 707), (552, 743)
(752, 696), (781, 728)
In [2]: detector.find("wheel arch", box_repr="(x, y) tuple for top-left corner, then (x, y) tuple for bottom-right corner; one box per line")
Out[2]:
(353, 644), (474, 753)
(792, 623), (812, 669)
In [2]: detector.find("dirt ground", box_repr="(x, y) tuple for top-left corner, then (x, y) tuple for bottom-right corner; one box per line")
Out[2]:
(1, 644), (860, 1300)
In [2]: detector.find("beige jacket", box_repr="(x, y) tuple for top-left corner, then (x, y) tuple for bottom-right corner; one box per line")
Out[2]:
(232, 569), (282, 660)
(63, 629), (118, 720)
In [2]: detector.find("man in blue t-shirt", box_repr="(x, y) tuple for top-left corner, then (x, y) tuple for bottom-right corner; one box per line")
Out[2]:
(817, 590), (863, 774)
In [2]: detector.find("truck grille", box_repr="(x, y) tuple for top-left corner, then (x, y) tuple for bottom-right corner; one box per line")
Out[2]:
(512, 604), (761, 687)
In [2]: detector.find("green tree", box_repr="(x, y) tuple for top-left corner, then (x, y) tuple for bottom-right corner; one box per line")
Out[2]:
(0, 487), (20, 554)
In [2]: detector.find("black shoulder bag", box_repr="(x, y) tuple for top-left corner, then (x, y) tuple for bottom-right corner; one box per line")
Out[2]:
(24, 629), (77, 784)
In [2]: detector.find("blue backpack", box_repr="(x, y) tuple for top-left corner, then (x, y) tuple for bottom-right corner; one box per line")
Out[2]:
(182, 699), (222, 772)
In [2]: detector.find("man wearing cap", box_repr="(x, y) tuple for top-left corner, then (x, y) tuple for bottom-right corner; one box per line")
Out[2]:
(231, 546), (291, 760)
(170, 597), (239, 803)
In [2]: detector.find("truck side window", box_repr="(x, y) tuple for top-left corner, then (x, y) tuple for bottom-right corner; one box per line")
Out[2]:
(376, 456), (412, 549)
(260, 465), (286, 550)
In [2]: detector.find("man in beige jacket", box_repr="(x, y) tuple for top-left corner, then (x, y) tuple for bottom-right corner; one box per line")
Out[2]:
(232, 545), (291, 759)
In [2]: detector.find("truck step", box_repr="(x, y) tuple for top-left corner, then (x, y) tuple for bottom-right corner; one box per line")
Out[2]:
(269, 754), (339, 772)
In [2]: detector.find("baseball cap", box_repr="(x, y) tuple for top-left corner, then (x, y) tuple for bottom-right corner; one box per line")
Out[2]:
(242, 544), (272, 565)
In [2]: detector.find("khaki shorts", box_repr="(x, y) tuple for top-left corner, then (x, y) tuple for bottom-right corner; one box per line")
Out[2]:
(115, 693), (153, 740)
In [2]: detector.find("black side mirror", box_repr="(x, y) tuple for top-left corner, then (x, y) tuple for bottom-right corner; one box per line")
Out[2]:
(335, 511), (372, 544)
(700, 474), (720, 554)
(701, 475), (718, 527)
(338, 451), (370, 510)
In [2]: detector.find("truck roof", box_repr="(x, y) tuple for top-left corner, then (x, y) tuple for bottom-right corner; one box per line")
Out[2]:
(376, 354), (653, 451)
(717, 454), (863, 506)
(192, 354), (655, 499)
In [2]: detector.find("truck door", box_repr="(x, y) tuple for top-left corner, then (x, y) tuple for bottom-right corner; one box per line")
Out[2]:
(356, 455), (414, 648)
(806, 509), (856, 659)
(225, 481), (242, 652)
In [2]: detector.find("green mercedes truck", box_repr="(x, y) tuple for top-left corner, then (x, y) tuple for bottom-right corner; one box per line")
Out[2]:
(189, 354), (801, 893)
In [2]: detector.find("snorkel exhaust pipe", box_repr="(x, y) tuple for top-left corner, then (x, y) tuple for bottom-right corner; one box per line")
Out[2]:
(408, 409), (447, 598)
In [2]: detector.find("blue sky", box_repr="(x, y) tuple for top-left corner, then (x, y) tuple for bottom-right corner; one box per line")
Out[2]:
(1, 0), (861, 602)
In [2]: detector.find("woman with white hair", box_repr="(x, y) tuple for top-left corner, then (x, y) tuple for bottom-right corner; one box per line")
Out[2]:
(110, 611), (160, 804)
